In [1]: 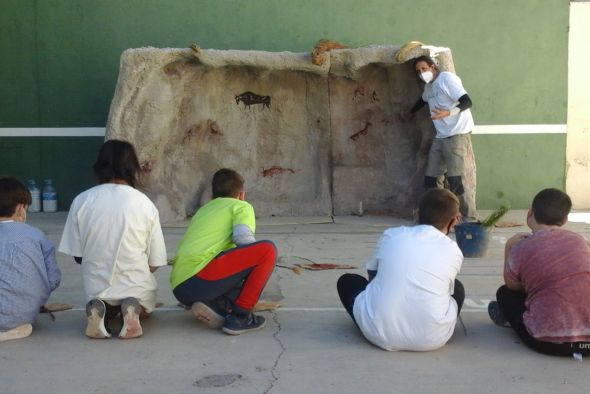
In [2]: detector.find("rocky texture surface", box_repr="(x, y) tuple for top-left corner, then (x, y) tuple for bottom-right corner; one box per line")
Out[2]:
(106, 44), (476, 222)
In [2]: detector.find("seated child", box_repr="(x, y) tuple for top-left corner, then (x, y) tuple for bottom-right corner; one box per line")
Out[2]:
(171, 168), (277, 335)
(0, 177), (61, 342)
(488, 188), (590, 356)
(59, 140), (167, 339)
(337, 188), (464, 351)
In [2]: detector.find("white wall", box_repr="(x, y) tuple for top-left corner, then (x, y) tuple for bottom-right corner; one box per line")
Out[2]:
(566, 1), (590, 208)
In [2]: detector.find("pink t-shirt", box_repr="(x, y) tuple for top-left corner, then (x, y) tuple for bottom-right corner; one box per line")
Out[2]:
(506, 228), (590, 342)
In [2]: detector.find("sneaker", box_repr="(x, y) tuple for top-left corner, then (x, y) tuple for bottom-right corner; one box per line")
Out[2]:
(222, 312), (266, 335)
(191, 301), (226, 329)
(119, 297), (143, 339)
(85, 299), (111, 339)
(0, 324), (33, 342)
(488, 301), (510, 327)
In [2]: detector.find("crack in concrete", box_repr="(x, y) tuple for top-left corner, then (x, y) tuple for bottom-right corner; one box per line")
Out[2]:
(263, 247), (287, 394)
(263, 310), (286, 394)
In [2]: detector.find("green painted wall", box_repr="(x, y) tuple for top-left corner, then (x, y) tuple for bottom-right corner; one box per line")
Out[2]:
(0, 1), (570, 210)
(0, 137), (104, 210)
(472, 134), (566, 209)
(1, 0), (569, 127)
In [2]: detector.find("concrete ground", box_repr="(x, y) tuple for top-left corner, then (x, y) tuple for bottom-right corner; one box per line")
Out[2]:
(2, 210), (590, 393)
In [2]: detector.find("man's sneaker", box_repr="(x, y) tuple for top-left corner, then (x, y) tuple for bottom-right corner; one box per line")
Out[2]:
(488, 301), (510, 327)
(191, 301), (226, 329)
(0, 324), (33, 342)
(119, 297), (143, 339)
(85, 299), (111, 339)
(222, 312), (266, 335)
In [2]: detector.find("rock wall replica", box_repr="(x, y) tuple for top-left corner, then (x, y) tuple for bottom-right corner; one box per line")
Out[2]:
(105, 43), (476, 223)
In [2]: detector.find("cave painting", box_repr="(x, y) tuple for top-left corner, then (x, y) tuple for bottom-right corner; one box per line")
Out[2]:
(105, 42), (476, 223)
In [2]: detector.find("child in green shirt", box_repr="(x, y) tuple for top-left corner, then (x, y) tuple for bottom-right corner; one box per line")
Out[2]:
(171, 168), (277, 335)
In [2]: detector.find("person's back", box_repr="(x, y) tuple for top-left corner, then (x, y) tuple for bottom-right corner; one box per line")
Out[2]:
(489, 188), (590, 356)
(64, 183), (163, 306)
(171, 197), (255, 287)
(171, 168), (277, 335)
(59, 140), (167, 340)
(0, 177), (61, 341)
(354, 225), (462, 350)
(337, 189), (464, 351)
(507, 227), (590, 342)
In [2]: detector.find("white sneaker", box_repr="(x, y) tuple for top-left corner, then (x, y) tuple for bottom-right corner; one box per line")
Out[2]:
(119, 297), (143, 339)
(0, 324), (33, 342)
(85, 299), (111, 339)
(191, 301), (226, 329)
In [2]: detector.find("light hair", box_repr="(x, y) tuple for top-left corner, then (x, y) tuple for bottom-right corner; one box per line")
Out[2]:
(418, 189), (459, 230)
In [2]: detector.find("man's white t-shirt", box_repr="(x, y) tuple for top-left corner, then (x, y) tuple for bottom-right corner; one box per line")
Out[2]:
(422, 71), (474, 138)
(59, 184), (167, 312)
(353, 225), (463, 351)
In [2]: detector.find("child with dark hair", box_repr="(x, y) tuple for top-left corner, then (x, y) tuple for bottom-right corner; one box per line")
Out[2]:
(171, 168), (277, 335)
(337, 188), (464, 351)
(488, 188), (590, 356)
(0, 177), (61, 342)
(59, 140), (167, 339)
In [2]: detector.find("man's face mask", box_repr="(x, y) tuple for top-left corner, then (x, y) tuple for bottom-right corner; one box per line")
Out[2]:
(420, 70), (434, 84)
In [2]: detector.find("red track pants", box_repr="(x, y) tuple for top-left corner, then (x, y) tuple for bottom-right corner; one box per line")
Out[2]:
(192, 240), (277, 311)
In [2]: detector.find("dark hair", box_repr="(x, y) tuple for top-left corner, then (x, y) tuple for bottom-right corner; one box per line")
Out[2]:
(413, 55), (438, 71)
(212, 168), (244, 198)
(531, 188), (571, 226)
(0, 177), (32, 217)
(418, 189), (460, 230)
(93, 140), (141, 188)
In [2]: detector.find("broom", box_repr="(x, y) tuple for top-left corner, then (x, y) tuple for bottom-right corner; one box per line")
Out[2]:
(480, 205), (510, 228)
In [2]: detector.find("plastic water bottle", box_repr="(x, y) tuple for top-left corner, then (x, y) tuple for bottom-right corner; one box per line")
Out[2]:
(42, 179), (58, 212)
(27, 180), (41, 212)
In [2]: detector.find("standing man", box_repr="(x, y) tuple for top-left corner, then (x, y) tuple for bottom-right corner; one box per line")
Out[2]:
(401, 55), (476, 220)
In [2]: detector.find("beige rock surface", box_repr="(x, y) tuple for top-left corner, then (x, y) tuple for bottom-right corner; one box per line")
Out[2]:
(105, 44), (476, 222)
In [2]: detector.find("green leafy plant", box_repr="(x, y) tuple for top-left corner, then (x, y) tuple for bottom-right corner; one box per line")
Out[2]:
(480, 205), (510, 228)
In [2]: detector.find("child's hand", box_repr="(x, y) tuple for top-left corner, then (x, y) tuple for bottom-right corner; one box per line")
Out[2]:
(506, 232), (530, 249)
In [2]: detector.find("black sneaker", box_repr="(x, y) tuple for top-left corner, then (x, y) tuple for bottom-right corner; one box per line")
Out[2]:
(191, 301), (226, 329)
(488, 301), (510, 327)
(222, 312), (266, 335)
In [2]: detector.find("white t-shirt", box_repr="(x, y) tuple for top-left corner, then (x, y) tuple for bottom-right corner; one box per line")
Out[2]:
(353, 225), (463, 351)
(59, 183), (167, 312)
(422, 72), (474, 138)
